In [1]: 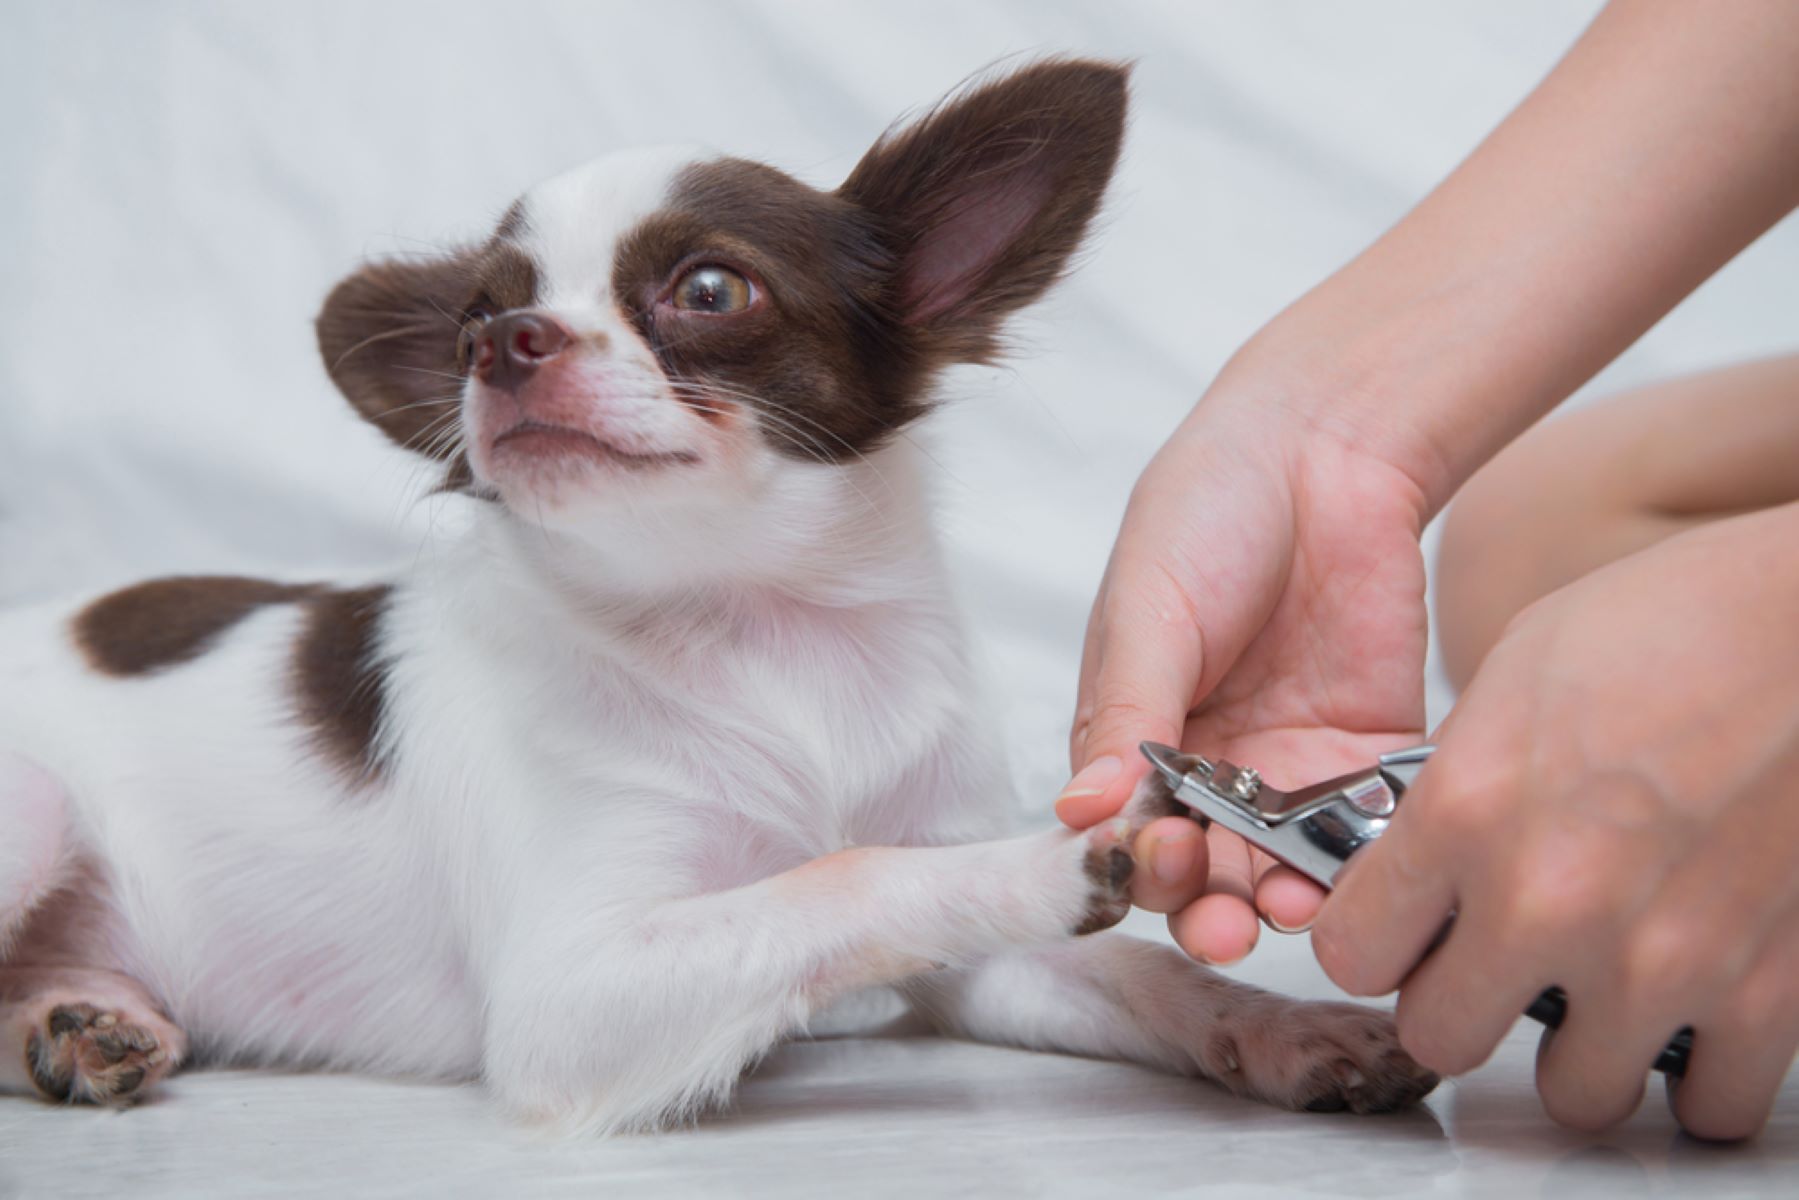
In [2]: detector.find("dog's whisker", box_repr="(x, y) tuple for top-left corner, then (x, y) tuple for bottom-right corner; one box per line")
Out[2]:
(391, 365), (472, 385)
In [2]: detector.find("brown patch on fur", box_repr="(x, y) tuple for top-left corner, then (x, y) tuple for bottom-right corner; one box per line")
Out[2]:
(1074, 846), (1134, 935)
(482, 241), (539, 314)
(838, 58), (1129, 363)
(72, 577), (395, 782)
(610, 59), (1128, 462)
(316, 235), (538, 492)
(26, 1029), (71, 1100)
(1128, 773), (1189, 824)
(292, 585), (393, 784)
(613, 160), (912, 461)
(316, 250), (480, 452)
(74, 577), (318, 677)
(495, 198), (530, 240)
(1302, 1088), (1350, 1113)
(1289, 1020), (1440, 1114)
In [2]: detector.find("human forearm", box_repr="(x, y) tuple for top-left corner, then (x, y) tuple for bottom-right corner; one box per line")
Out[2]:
(1062, 1), (1799, 967)
(1438, 355), (1799, 684)
(1230, 0), (1799, 514)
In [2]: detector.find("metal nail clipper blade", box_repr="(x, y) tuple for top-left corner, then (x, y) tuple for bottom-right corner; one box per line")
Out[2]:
(1138, 741), (1693, 1078)
(1138, 741), (1426, 889)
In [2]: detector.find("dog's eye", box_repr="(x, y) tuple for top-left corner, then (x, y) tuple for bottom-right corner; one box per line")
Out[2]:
(671, 266), (753, 314)
(457, 305), (495, 368)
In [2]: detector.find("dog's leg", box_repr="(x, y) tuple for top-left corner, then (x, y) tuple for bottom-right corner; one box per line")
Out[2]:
(0, 754), (185, 1106)
(0, 751), (73, 957)
(483, 823), (1136, 1135)
(895, 769), (1438, 1115)
(904, 934), (1439, 1114)
(0, 966), (187, 1104)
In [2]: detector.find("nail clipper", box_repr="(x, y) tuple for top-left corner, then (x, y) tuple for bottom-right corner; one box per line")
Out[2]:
(1139, 741), (1692, 1077)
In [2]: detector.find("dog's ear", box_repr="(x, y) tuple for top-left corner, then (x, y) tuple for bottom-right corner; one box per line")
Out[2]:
(315, 252), (479, 457)
(838, 59), (1128, 364)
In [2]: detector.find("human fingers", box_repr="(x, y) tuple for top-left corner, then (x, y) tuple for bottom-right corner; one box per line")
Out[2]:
(1311, 803), (1458, 997)
(1252, 862), (1329, 934)
(1059, 560), (1206, 828)
(1166, 825), (1262, 964)
(1668, 929), (1799, 1141)
(1129, 815), (1210, 913)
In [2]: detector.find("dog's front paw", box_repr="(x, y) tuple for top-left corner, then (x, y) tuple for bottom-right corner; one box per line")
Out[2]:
(994, 823), (1136, 944)
(1201, 1000), (1438, 1115)
(1073, 820), (1135, 935)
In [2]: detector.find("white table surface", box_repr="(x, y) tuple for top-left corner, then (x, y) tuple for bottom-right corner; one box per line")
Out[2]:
(3, 909), (1792, 1200)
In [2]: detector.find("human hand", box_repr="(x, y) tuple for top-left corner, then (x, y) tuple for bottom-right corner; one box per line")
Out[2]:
(1055, 0), (1799, 970)
(1314, 502), (1799, 1139)
(1059, 360), (1431, 965)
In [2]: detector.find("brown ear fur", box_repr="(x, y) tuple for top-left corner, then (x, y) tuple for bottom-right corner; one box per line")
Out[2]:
(315, 253), (479, 458)
(837, 58), (1129, 364)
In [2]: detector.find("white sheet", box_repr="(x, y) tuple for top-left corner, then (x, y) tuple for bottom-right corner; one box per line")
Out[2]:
(3, 3), (1795, 1195)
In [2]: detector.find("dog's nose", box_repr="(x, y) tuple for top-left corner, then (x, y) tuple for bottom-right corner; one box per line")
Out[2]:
(474, 312), (573, 391)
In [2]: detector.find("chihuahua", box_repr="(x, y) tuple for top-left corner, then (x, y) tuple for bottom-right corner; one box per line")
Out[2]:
(0, 60), (1435, 1133)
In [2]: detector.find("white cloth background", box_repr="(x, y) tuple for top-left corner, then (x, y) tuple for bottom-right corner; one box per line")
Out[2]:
(2, 3), (1795, 1196)
(5, 1), (1797, 798)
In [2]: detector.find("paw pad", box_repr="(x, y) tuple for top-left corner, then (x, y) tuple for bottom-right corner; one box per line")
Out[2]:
(27, 1002), (169, 1106)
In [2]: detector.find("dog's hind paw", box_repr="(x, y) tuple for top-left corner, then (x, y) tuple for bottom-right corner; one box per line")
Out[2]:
(1198, 1000), (1438, 1115)
(26, 999), (182, 1106)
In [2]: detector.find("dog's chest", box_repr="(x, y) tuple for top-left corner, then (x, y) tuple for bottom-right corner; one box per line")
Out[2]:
(432, 594), (980, 870)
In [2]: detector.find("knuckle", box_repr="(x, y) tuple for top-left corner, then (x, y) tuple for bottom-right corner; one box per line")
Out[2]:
(1490, 847), (1620, 946)
(1620, 917), (1719, 1005)
(1068, 722), (1091, 769)
(1070, 701), (1093, 738)
(1084, 691), (1164, 740)
(1486, 891), (1571, 955)
(1420, 759), (1515, 843)
(1072, 698), (1144, 744)
(1720, 960), (1794, 1032)
(1392, 1000), (1484, 1076)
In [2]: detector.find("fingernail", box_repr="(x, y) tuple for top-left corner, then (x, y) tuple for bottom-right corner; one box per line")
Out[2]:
(1057, 756), (1123, 802)
(1266, 914), (1314, 935)
(1150, 830), (1200, 885)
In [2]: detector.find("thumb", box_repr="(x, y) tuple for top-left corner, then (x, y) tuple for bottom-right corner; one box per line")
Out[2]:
(1059, 573), (1207, 828)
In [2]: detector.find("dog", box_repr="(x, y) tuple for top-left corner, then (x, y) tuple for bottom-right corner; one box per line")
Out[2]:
(0, 59), (1436, 1134)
